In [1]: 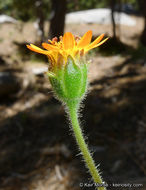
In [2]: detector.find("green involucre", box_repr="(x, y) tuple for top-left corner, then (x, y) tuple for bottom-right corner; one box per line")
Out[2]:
(49, 56), (88, 104)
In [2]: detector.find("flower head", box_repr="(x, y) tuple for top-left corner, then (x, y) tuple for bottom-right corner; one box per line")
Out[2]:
(27, 30), (108, 66)
(26, 31), (108, 104)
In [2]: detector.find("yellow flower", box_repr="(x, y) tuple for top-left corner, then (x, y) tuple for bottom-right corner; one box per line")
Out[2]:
(26, 30), (108, 66)
(27, 32), (108, 187)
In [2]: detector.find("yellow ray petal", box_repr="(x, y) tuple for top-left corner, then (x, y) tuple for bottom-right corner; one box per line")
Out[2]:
(93, 38), (109, 48)
(85, 37), (109, 52)
(42, 43), (59, 51)
(77, 30), (92, 48)
(86, 34), (104, 50)
(63, 32), (75, 50)
(26, 44), (48, 55)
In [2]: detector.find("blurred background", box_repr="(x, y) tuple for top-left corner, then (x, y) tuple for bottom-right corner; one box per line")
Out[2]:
(0, 0), (146, 189)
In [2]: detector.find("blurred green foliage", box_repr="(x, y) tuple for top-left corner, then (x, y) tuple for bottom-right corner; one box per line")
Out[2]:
(0, 0), (51, 21)
(67, 0), (108, 11)
(67, 0), (139, 12)
(0, 0), (139, 21)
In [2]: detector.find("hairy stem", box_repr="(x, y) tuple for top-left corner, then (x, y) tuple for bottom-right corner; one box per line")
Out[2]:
(67, 102), (106, 190)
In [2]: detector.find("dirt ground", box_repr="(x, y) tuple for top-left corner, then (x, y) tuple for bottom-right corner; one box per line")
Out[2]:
(0, 16), (146, 190)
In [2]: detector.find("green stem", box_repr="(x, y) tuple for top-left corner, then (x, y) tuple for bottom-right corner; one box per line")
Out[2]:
(67, 102), (106, 190)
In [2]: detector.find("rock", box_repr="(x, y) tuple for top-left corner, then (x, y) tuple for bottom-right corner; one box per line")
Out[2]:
(66, 8), (136, 26)
(0, 72), (20, 98)
(25, 63), (48, 76)
(30, 66), (48, 76)
(0, 14), (17, 24)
